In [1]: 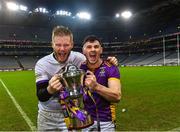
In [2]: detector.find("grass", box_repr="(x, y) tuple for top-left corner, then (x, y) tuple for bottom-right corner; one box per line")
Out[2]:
(116, 66), (180, 131)
(0, 71), (38, 131)
(0, 66), (180, 131)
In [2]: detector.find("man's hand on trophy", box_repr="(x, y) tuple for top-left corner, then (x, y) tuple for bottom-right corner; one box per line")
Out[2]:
(85, 71), (98, 91)
(107, 56), (119, 66)
(47, 74), (64, 94)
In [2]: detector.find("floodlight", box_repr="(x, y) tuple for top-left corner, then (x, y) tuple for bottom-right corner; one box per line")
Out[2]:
(121, 11), (132, 19)
(115, 13), (120, 18)
(19, 5), (27, 11)
(76, 12), (91, 20)
(34, 7), (48, 13)
(6, 2), (19, 11)
(56, 10), (71, 16)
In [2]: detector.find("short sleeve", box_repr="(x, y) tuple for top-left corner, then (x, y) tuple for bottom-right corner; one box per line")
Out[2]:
(35, 61), (49, 83)
(108, 66), (120, 79)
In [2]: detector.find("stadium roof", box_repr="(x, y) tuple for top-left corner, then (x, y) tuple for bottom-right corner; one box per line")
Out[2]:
(0, 0), (180, 40)
(20, 0), (180, 19)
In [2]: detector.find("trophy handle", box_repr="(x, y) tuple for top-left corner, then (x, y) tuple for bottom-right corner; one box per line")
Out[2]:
(58, 74), (69, 88)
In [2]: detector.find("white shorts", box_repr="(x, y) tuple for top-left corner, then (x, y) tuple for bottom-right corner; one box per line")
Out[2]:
(82, 120), (115, 132)
(37, 110), (68, 131)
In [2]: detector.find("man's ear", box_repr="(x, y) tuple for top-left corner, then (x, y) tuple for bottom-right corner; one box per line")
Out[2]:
(82, 44), (86, 54)
(82, 47), (85, 54)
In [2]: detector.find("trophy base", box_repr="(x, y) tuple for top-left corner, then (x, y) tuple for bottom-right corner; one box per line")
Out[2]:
(68, 114), (94, 130)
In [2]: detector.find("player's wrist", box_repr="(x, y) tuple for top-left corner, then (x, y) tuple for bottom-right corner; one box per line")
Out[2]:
(47, 85), (54, 94)
(93, 82), (99, 91)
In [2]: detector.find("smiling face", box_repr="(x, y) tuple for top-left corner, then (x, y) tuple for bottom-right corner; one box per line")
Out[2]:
(52, 35), (73, 63)
(83, 40), (103, 67)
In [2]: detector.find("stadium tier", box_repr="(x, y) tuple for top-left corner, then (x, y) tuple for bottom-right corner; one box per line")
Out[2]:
(0, 31), (179, 70)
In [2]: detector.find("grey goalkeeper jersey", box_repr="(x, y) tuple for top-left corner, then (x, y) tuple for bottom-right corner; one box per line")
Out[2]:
(35, 51), (86, 112)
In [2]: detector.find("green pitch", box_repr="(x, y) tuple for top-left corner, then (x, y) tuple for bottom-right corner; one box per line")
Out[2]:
(0, 66), (180, 131)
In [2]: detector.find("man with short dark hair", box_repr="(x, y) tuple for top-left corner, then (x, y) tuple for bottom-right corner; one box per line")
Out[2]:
(81, 35), (122, 131)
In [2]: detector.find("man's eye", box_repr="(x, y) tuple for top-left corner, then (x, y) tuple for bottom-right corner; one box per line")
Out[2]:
(87, 46), (91, 49)
(94, 45), (99, 48)
(56, 44), (61, 47)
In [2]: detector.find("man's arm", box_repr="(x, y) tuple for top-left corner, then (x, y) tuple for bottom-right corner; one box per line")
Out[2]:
(36, 80), (52, 102)
(35, 61), (63, 102)
(95, 78), (121, 102)
(84, 71), (121, 102)
(36, 75), (64, 102)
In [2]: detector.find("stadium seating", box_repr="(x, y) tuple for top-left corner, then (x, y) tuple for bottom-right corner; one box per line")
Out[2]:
(0, 25), (179, 70)
(0, 56), (20, 70)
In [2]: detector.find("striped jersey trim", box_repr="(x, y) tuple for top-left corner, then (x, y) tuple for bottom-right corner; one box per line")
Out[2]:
(110, 103), (116, 122)
(108, 77), (120, 81)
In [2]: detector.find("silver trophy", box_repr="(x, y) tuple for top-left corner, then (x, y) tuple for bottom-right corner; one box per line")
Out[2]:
(59, 63), (94, 130)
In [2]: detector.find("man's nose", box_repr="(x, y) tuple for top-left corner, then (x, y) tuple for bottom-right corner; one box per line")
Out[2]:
(91, 47), (96, 51)
(59, 46), (65, 51)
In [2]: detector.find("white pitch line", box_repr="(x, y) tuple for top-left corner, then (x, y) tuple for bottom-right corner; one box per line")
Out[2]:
(0, 78), (36, 131)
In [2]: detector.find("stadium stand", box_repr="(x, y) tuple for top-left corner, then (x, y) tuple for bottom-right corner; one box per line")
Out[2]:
(0, 25), (179, 70)
(17, 56), (40, 69)
(0, 25), (51, 41)
(0, 56), (20, 70)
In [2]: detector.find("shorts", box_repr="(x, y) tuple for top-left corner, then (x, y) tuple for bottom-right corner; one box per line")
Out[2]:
(82, 120), (115, 132)
(37, 110), (68, 131)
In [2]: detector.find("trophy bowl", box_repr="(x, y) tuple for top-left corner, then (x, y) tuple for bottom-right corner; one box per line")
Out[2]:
(61, 64), (84, 99)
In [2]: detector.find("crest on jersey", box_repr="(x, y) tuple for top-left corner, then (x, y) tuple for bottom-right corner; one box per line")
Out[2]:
(99, 67), (106, 77)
